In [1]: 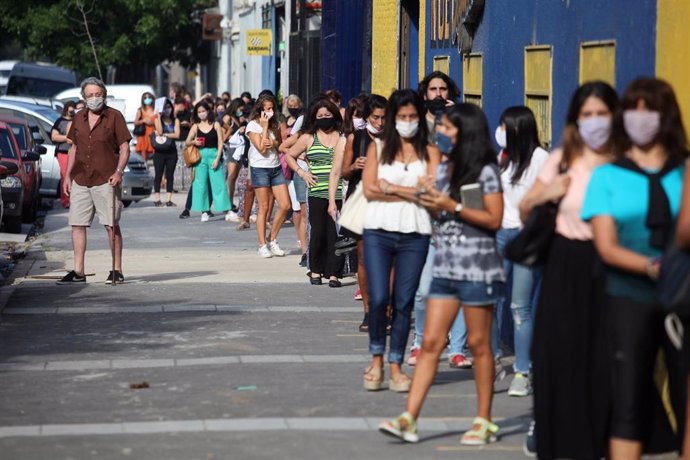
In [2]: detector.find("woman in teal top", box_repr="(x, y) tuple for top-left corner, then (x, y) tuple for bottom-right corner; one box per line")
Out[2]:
(582, 78), (688, 459)
(285, 97), (346, 287)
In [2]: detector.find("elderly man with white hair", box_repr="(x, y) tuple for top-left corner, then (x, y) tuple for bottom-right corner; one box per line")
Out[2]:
(58, 77), (132, 285)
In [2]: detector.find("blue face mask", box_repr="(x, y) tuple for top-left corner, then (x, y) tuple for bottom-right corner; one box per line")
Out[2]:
(434, 132), (454, 155)
(143, 97), (153, 105)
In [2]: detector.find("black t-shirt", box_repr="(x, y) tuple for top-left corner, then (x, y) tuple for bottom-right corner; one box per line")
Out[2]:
(51, 116), (72, 153)
(195, 124), (219, 149)
(177, 110), (192, 141)
(346, 129), (373, 200)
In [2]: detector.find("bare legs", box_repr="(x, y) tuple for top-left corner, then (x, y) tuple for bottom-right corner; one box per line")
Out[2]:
(255, 185), (290, 246)
(406, 299), (495, 431)
(70, 224), (122, 274)
(227, 162), (239, 206)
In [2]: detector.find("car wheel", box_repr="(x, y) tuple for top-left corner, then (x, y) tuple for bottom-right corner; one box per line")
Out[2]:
(122, 200), (132, 208)
(4, 215), (22, 234)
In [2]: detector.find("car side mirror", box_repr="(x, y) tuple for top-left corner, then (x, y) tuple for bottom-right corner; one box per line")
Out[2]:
(21, 151), (41, 162)
(34, 145), (47, 155)
(0, 161), (19, 175)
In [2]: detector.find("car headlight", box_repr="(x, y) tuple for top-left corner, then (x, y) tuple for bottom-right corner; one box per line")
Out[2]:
(124, 166), (131, 172)
(0, 176), (21, 188)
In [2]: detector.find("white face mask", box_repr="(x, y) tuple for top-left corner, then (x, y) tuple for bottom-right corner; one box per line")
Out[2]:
(494, 126), (507, 149)
(578, 116), (612, 151)
(624, 110), (661, 147)
(395, 120), (419, 139)
(366, 122), (381, 135)
(353, 117), (366, 130)
(86, 96), (105, 112)
(264, 110), (274, 119)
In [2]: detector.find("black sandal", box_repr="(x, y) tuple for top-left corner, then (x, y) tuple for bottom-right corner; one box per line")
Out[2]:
(165, 201), (177, 207)
(359, 313), (369, 333)
(328, 279), (342, 288)
(154, 201), (162, 207)
(310, 276), (322, 286)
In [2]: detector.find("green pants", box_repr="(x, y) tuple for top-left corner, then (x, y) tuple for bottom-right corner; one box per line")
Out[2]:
(191, 147), (231, 212)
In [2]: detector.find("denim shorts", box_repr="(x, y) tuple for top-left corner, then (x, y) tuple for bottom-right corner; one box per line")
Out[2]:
(250, 166), (286, 188)
(429, 278), (505, 306)
(292, 173), (307, 203)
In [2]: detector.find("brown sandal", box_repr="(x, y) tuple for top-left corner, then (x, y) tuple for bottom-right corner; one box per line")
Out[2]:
(363, 366), (384, 391)
(389, 373), (412, 393)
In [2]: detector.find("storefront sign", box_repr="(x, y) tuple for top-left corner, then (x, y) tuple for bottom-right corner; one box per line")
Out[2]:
(246, 29), (272, 56)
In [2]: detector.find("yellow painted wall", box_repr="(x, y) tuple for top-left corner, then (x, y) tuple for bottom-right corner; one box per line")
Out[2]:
(371, 0), (400, 96)
(657, 0), (690, 137)
(419, 0), (426, 81)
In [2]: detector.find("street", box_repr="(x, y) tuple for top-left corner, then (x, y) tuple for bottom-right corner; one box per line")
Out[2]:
(0, 194), (532, 459)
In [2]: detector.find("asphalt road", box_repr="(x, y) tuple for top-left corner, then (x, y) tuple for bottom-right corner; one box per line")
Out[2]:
(0, 194), (537, 460)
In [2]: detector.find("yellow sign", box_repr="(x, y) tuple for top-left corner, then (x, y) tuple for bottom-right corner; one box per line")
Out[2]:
(246, 29), (272, 56)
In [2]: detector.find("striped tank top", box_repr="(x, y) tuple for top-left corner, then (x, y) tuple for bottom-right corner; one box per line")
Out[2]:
(306, 133), (342, 200)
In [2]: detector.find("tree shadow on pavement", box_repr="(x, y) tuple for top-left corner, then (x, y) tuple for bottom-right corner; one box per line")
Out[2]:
(132, 271), (218, 282)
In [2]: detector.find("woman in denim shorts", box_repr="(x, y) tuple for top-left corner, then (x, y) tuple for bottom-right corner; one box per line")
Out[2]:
(380, 104), (505, 446)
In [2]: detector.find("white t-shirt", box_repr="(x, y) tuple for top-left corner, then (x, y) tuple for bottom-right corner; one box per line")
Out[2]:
(290, 115), (304, 136)
(246, 120), (279, 168)
(500, 147), (550, 228)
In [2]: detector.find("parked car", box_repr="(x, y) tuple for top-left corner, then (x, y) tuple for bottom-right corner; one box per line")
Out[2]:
(0, 121), (41, 232)
(0, 98), (60, 197)
(4, 62), (76, 110)
(0, 60), (19, 95)
(0, 116), (45, 222)
(0, 161), (20, 224)
(122, 152), (153, 207)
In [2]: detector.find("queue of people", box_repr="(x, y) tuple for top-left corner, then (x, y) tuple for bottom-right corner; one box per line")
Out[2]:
(119, 77), (690, 458)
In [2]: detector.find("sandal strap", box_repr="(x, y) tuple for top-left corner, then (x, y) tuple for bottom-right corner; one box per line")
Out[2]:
(471, 417), (499, 435)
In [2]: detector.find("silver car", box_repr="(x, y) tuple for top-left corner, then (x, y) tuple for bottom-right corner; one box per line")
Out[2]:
(121, 152), (153, 207)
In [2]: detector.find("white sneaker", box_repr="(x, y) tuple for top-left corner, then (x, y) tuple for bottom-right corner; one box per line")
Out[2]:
(225, 211), (240, 222)
(258, 245), (273, 258)
(201, 212), (209, 222)
(508, 373), (532, 397)
(249, 215), (257, 223)
(268, 240), (285, 257)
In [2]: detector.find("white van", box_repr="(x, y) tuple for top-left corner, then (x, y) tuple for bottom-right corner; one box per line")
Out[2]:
(54, 84), (155, 133)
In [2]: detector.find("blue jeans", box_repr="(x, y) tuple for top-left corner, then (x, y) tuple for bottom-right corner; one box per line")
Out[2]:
(363, 229), (430, 364)
(413, 244), (469, 356)
(496, 227), (543, 374)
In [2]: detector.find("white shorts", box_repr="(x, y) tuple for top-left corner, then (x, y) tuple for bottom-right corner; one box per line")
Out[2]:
(288, 181), (300, 212)
(69, 182), (123, 227)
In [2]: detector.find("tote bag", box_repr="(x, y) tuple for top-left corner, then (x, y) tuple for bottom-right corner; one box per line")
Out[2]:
(338, 138), (381, 235)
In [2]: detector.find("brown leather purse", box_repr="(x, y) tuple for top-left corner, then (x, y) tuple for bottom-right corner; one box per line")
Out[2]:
(183, 144), (200, 167)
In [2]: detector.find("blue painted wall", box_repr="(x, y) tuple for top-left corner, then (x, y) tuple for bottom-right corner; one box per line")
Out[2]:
(424, 0), (657, 145)
(261, 7), (278, 94)
(321, 0), (366, 102)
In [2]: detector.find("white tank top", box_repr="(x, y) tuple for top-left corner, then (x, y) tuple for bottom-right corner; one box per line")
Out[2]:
(364, 159), (432, 234)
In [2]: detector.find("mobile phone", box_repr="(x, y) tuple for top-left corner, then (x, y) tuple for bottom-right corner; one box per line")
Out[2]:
(460, 183), (484, 210)
(196, 136), (205, 147)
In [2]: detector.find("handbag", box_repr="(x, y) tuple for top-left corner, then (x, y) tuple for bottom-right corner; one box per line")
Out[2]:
(279, 152), (293, 181)
(504, 202), (558, 266)
(338, 138), (381, 235)
(133, 124), (146, 136)
(658, 238), (690, 319)
(183, 144), (201, 167)
(150, 133), (174, 152)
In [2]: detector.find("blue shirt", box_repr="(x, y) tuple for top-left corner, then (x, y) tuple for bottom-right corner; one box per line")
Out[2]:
(581, 162), (685, 301)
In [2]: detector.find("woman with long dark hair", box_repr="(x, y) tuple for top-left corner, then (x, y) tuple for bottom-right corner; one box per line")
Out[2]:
(494, 106), (549, 397)
(519, 81), (618, 458)
(246, 94), (291, 258)
(51, 101), (76, 209)
(379, 103), (504, 445)
(328, 94), (387, 329)
(152, 98), (180, 207)
(185, 101), (231, 221)
(360, 89), (441, 393)
(224, 97), (248, 220)
(285, 97), (346, 286)
(582, 78), (688, 459)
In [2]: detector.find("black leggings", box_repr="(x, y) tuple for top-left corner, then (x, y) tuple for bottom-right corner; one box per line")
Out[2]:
(153, 151), (178, 193)
(308, 196), (343, 278)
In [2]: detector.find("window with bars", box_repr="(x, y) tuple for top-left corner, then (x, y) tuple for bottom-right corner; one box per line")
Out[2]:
(525, 45), (553, 147)
(580, 41), (616, 86)
(463, 53), (483, 107)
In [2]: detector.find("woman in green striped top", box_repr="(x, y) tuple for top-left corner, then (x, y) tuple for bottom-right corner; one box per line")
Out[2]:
(285, 97), (347, 287)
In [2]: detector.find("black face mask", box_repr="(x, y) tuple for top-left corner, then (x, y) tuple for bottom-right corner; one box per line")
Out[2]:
(426, 98), (447, 115)
(288, 108), (301, 118)
(315, 117), (336, 132)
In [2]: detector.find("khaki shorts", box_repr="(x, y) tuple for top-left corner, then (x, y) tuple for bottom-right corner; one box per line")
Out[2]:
(69, 182), (123, 227)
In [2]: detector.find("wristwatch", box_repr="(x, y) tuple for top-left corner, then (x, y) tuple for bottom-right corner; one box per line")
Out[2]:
(454, 202), (463, 216)
(115, 168), (124, 175)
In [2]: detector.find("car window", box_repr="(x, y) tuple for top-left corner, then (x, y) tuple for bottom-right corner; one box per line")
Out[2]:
(0, 129), (18, 159)
(8, 124), (27, 150)
(34, 107), (60, 123)
(7, 76), (73, 99)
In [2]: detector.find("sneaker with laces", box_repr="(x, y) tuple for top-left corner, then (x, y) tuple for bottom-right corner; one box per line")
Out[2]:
(354, 288), (363, 301)
(105, 270), (125, 285)
(179, 209), (190, 219)
(407, 347), (420, 366)
(508, 373), (532, 397)
(56, 270), (86, 285)
(379, 412), (419, 443)
(258, 245), (273, 258)
(225, 211), (240, 222)
(524, 420), (536, 457)
(201, 212), (210, 222)
(268, 240), (285, 257)
(449, 354), (473, 369)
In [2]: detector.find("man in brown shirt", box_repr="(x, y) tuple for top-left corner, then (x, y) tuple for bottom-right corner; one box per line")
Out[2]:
(58, 77), (132, 285)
